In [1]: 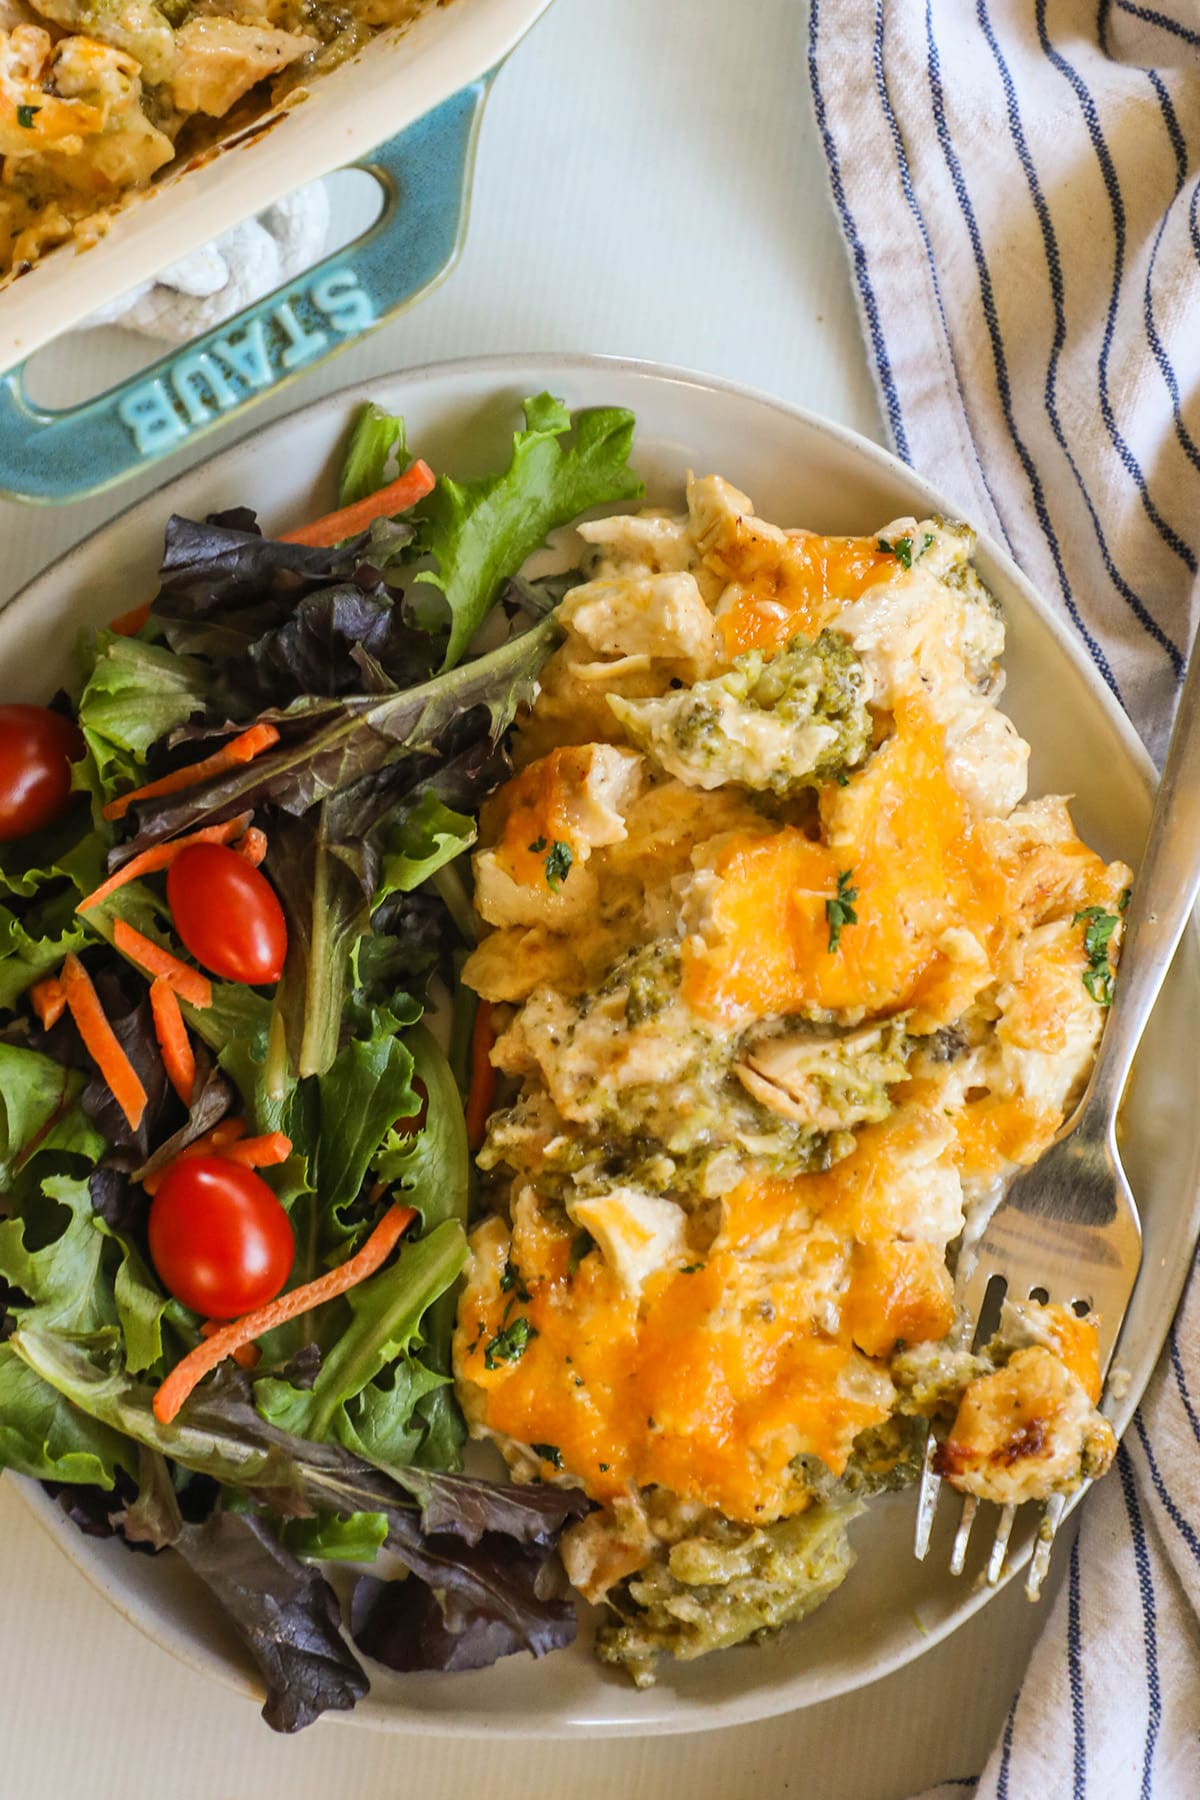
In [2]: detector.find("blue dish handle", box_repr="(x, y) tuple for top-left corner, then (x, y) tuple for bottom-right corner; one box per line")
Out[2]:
(0, 78), (490, 505)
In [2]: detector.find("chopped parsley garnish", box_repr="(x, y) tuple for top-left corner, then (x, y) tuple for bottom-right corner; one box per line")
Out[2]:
(1073, 904), (1120, 1007)
(528, 835), (548, 853)
(499, 1258), (531, 1301)
(826, 867), (859, 952)
(16, 105), (39, 129)
(531, 1442), (563, 1469)
(599, 1462), (610, 1472)
(543, 839), (574, 891)
(1119, 885), (1132, 912)
(483, 1317), (537, 1370)
(921, 530), (936, 556)
(878, 533), (913, 570)
(567, 1229), (596, 1275)
(680, 1262), (705, 1274)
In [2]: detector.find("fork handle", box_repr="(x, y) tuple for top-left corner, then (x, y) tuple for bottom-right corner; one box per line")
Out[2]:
(1081, 632), (1200, 1123)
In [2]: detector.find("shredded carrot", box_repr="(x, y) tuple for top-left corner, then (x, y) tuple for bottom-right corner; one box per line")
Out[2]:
(108, 601), (152, 637)
(149, 979), (196, 1106)
(200, 1320), (261, 1369)
(465, 999), (496, 1152)
(102, 725), (280, 823)
(60, 955), (148, 1132)
(221, 1131), (292, 1170)
(112, 918), (212, 1009)
(30, 976), (66, 1030)
(77, 814), (253, 913)
(154, 1204), (417, 1423)
(141, 1118), (247, 1195)
(278, 459), (436, 548)
(236, 827), (268, 868)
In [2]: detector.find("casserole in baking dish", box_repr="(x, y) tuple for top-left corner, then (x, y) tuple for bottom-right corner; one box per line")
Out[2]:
(0, 0), (551, 375)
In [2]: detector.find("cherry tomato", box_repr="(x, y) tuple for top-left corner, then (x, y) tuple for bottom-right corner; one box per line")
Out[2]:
(148, 1155), (294, 1319)
(166, 843), (287, 985)
(0, 705), (83, 843)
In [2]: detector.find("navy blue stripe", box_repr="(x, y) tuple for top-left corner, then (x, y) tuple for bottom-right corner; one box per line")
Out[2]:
(1038, 0), (1196, 574)
(1141, 71), (1200, 478)
(1169, 1324), (1200, 1446)
(1116, 0), (1200, 48)
(996, 1684), (1021, 1800)
(1134, 1410), (1200, 1567)
(925, 2), (1124, 697)
(807, 0), (912, 462)
(977, 0), (1181, 679)
(1067, 1535), (1087, 1798)
(870, 1), (1016, 557)
(1117, 1444), (1163, 1800)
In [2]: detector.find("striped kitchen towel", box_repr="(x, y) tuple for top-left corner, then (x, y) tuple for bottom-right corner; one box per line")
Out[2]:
(809, 3), (1200, 1795)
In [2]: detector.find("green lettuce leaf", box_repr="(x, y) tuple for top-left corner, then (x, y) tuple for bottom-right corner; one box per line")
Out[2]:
(253, 1220), (466, 1448)
(113, 1238), (173, 1375)
(0, 1345), (129, 1484)
(0, 791), (104, 902)
(367, 1025), (470, 1468)
(332, 1358), (452, 1478)
(375, 790), (476, 903)
(1, 1155), (176, 1378)
(0, 892), (87, 1009)
(0, 1047), (106, 1191)
(338, 404), (408, 508)
(312, 1007), (421, 1228)
(76, 631), (209, 798)
(412, 394), (643, 668)
(282, 1509), (388, 1563)
(266, 805), (373, 1081)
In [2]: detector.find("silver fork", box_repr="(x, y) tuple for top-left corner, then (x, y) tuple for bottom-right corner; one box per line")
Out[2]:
(915, 632), (1200, 1597)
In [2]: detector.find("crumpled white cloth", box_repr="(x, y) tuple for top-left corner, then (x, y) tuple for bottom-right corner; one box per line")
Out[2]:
(84, 182), (330, 345)
(809, 2), (1200, 1794)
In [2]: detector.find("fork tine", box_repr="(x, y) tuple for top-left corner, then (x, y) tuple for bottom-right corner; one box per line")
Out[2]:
(949, 1495), (978, 1575)
(986, 1504), (1016, 1583)
(913, 1429), (942, 1560)
(1026, 1492), (1068, 1599)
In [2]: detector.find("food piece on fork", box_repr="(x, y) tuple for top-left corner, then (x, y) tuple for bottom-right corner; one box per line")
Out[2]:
(933, 1300), (1117, 1506)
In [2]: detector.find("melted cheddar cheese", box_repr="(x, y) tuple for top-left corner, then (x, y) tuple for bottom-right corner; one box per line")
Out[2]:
(714, 531), (899, 658)
(455, 475), (1130, 1681)
(681, 698), (1011, 1029)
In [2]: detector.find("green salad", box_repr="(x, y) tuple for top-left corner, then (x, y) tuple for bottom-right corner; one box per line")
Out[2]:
(0, 394), (643, 1729)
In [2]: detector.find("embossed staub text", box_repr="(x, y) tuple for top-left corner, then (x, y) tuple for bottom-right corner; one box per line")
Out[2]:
(116, 270), (374, 455)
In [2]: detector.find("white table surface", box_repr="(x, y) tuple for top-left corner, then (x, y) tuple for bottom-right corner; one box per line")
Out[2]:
(0, 0), (1056, 1792)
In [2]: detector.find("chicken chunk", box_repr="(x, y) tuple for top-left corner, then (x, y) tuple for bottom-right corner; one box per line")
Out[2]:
(473, 743), (644, 932)
(687, 472), (786, 577)
(577, 508), (706, 583)
(171, 17), (317, 118)
(28, 0), (175, 82)
(735, 1017), (910, 1133)
(559, 570), (720, 681)
(937, 1346), (1116, 1504)
(568, 1186), (689, 1300)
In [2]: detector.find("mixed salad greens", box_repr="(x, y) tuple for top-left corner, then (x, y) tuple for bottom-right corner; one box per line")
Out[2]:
(0, 393), (643, 1729)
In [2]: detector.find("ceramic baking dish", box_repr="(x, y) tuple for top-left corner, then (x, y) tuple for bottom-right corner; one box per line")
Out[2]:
(0, 0), (553, 503)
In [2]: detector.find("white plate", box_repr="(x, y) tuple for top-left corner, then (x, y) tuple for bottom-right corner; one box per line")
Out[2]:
(3, 354), (1197, 1737)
